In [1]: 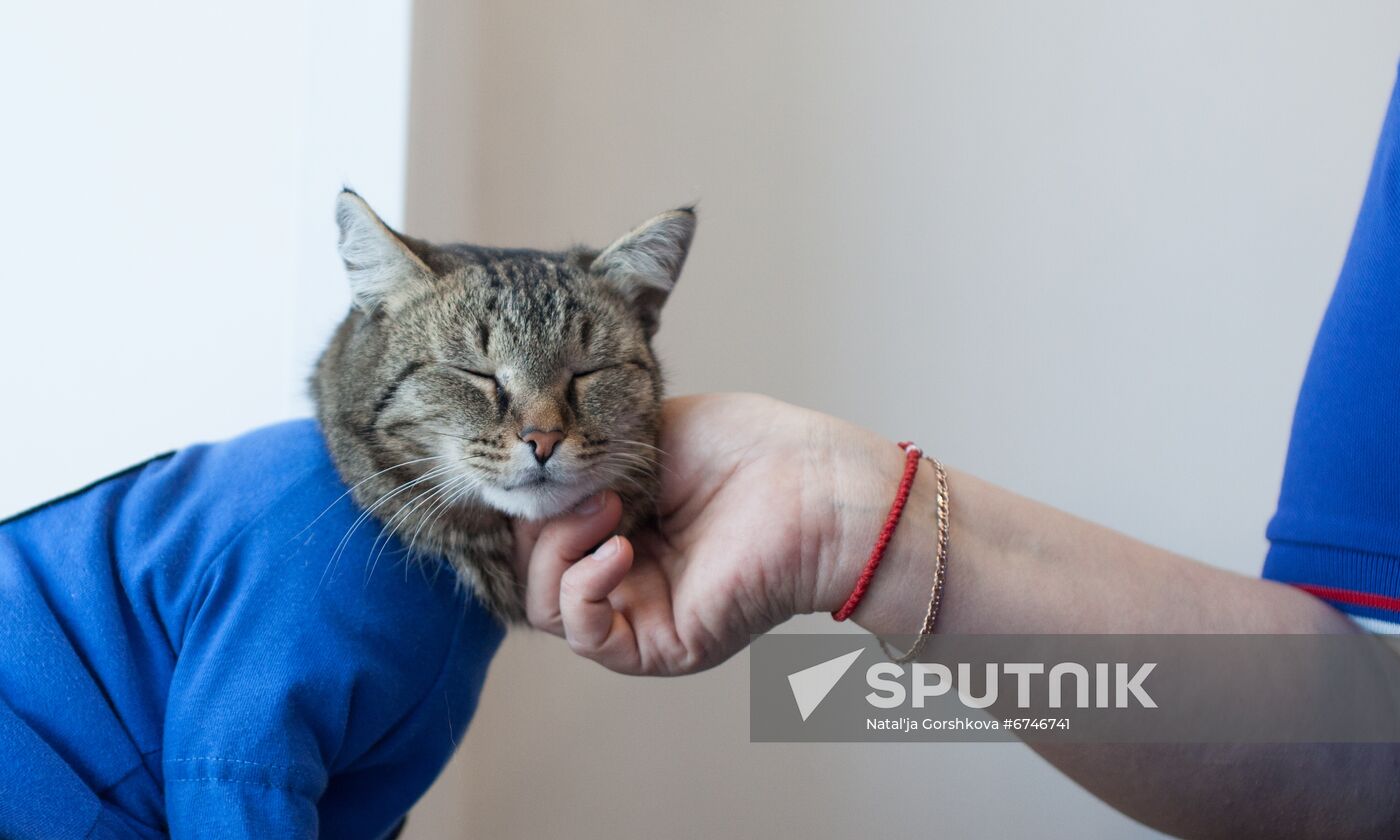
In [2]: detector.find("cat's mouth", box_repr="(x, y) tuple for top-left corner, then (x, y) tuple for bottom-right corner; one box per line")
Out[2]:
(479, 470), (593, 521)
(506, 474), (553, 490)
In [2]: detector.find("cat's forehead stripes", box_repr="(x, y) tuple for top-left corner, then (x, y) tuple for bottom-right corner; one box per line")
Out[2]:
(578, 316), (594, 351)
(414, 253), (604, 366)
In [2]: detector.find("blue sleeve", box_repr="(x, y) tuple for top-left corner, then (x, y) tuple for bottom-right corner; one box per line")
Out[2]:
(161, 469), (503, 839)
(1263, 64), (1400, 630)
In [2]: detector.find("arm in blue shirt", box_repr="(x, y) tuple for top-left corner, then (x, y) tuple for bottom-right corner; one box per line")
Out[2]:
(161, 466), (500, 838)
(1263, 64), (1400, 629)
(0, 420), (503, 840)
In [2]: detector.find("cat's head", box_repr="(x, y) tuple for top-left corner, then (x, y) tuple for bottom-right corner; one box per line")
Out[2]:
(320, 189), (694, 521)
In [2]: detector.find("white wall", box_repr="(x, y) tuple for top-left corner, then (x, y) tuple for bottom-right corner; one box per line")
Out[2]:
(0, 0), (413, 516)
(402, 2), (1400, 838)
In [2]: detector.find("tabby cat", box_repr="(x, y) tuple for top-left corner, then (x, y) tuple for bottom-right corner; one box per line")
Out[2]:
(312, 190), (694, 622)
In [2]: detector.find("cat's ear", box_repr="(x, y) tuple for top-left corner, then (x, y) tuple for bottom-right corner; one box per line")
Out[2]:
(335, 189), (434, 313)
(589, 207), (696, 335)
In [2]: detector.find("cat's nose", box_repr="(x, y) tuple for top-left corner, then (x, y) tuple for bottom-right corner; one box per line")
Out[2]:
(520, 428), (565, 465)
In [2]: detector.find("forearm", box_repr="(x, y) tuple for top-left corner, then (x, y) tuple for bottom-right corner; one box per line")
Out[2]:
(810, 427), (1398, 838)
(819, 453), (1355, 636)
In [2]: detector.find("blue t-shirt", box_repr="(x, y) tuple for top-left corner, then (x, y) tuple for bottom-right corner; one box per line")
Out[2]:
(0, 419), (504, 839)
(1264, 65), (1400, 631)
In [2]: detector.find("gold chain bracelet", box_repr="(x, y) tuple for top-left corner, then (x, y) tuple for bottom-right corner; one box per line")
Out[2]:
(877, 457), (949, 663)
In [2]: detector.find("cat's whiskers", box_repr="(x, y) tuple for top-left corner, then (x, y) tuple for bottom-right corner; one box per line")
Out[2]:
(583, 438), (673, 478)
(334, 441), (662, 586)
(420, 476), (489, 567)
(609, 438), (669, 458)
(296, 455), (449, 542)
(320, 463), (455, 592)
(597, 449), (665, 480)
(339, 464), (454, 552)
(365, 472), (471, 583)
(364, 473), (459, 577)
(406, 472), (488, 559)
(368, 464), (498, 583)
(588, 461), (652, 498)
(389, 472), (481, 579)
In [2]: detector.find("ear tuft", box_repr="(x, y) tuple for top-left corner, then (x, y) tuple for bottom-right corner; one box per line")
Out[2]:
(335, 189), (433, 312)
(589, 207), (696, 334)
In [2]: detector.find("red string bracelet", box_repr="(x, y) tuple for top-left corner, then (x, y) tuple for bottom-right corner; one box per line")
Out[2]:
(832, 441), (923, 621)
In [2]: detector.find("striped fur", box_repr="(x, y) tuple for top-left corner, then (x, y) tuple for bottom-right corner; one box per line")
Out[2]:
(312, 190), (694, 622)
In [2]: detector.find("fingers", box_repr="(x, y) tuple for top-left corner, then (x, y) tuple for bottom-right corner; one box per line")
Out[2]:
(559, 535), (644, 674)
(522, 492), (622, 633)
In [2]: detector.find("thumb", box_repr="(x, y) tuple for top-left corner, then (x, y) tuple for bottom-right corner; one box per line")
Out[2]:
(517, 492), (623, 633)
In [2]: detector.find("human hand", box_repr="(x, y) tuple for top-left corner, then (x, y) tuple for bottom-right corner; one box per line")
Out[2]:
(512, 393), (920, 675)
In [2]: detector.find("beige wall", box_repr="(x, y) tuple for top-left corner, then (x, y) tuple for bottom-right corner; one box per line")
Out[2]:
(402, 2), (1400, 837)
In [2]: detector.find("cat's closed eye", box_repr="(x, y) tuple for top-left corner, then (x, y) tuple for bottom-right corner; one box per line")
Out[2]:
(574, 360), (651, 379)
(571, 366), (614, 379)
(446, 364), (617, 384)
(444, 364), (498, 387)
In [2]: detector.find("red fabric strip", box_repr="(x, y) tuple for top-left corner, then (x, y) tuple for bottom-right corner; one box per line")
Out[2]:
(1295, 583), (1400, 615)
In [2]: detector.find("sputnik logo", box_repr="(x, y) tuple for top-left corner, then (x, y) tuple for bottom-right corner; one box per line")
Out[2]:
(787, 648), (865, 721)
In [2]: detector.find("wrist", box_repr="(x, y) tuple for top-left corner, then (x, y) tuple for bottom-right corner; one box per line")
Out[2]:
(804, 421), (942, 628)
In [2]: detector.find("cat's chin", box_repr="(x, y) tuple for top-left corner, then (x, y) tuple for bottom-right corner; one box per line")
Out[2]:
(477, 480), (594, 522)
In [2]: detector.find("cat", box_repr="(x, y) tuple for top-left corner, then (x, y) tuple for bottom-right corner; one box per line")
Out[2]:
(312, 190), (695, 623)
